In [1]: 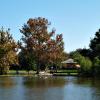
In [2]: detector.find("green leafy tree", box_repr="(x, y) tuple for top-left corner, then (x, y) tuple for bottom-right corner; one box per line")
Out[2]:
(89, 29), (100, 76)
(0, 28), (18, 74)
(90, 29), (100, 59)
(19, 17), (65, 74)
(70, 51), (92, 75)
(93, 57), (100, 75)
(76, 48), (93, 60)
(18, 50), (36, 73)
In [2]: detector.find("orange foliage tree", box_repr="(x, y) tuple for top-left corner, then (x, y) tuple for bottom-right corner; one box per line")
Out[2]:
(19, 17), (65, 74)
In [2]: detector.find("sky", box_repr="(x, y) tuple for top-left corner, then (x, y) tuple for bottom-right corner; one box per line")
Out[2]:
(0, 0), (100, 52)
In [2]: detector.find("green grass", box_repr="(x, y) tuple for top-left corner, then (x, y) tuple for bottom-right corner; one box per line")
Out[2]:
(53, 72), (78, 76)
(6, 70), (36, 76)
(56, 69), (79, 73)
(0, 69), (79, 76)
(51, 69), (79, 76)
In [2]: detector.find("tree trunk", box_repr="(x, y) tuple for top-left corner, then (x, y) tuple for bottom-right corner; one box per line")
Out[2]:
(36, 62), (40, 74)
(0, 67), (3, 75)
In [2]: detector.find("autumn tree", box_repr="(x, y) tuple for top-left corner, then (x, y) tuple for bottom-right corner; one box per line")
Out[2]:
(19, 17), (65, 74)
(0, 28), (18, 74)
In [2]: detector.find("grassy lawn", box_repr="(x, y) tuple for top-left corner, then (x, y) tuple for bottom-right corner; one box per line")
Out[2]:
(0, 69), (79, 76)
(6, 70), (36, 76)
(56, 69), (78, 73)
(51, 69), (79, 76)
(53, 72), (78, 76)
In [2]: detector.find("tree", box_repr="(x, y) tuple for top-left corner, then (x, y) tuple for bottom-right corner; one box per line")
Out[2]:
(0, 28), (18, 74)
(76, 48), (93, 60)
(19, 17), (65, 74)
(89, 29), (100, 59)
(18, 49), (36, 73)
(70, 51), (92, 75)
(93, 57), (100, 76)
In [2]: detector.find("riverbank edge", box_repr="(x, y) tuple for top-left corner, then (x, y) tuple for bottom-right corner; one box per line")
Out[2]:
(0, 70), (99, 78)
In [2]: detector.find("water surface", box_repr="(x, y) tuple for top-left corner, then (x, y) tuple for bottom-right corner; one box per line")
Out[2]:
(0, 76), (100, 100)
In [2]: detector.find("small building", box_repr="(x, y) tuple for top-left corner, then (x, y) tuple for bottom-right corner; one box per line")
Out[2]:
(61, 58), (80, 69)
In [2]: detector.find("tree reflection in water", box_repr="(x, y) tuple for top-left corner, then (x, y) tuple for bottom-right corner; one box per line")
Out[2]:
(0, 76), (100, 100)
(23, 76), (66, 88)
(23, 76), (66, 100)
(0, 77), (15, 88)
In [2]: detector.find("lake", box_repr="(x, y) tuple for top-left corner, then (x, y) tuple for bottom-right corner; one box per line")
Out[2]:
(0, 76), (100, 100)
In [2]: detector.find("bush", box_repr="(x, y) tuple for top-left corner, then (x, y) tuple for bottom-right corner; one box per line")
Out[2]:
(70, 51), (92, 75)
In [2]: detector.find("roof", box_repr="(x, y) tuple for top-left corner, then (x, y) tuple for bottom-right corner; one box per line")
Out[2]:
(61, 58), (77, 64)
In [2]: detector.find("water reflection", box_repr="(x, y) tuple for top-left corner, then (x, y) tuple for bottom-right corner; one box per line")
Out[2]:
(0, 76), (100, 100)
(63, 77), (100, 100)
(23, 76), (66, 100)
(23, 76), (66, 88)
(0, 77), (15, 88)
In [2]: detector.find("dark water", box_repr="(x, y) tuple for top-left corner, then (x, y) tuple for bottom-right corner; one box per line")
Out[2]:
(0, 76), (100, 100)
